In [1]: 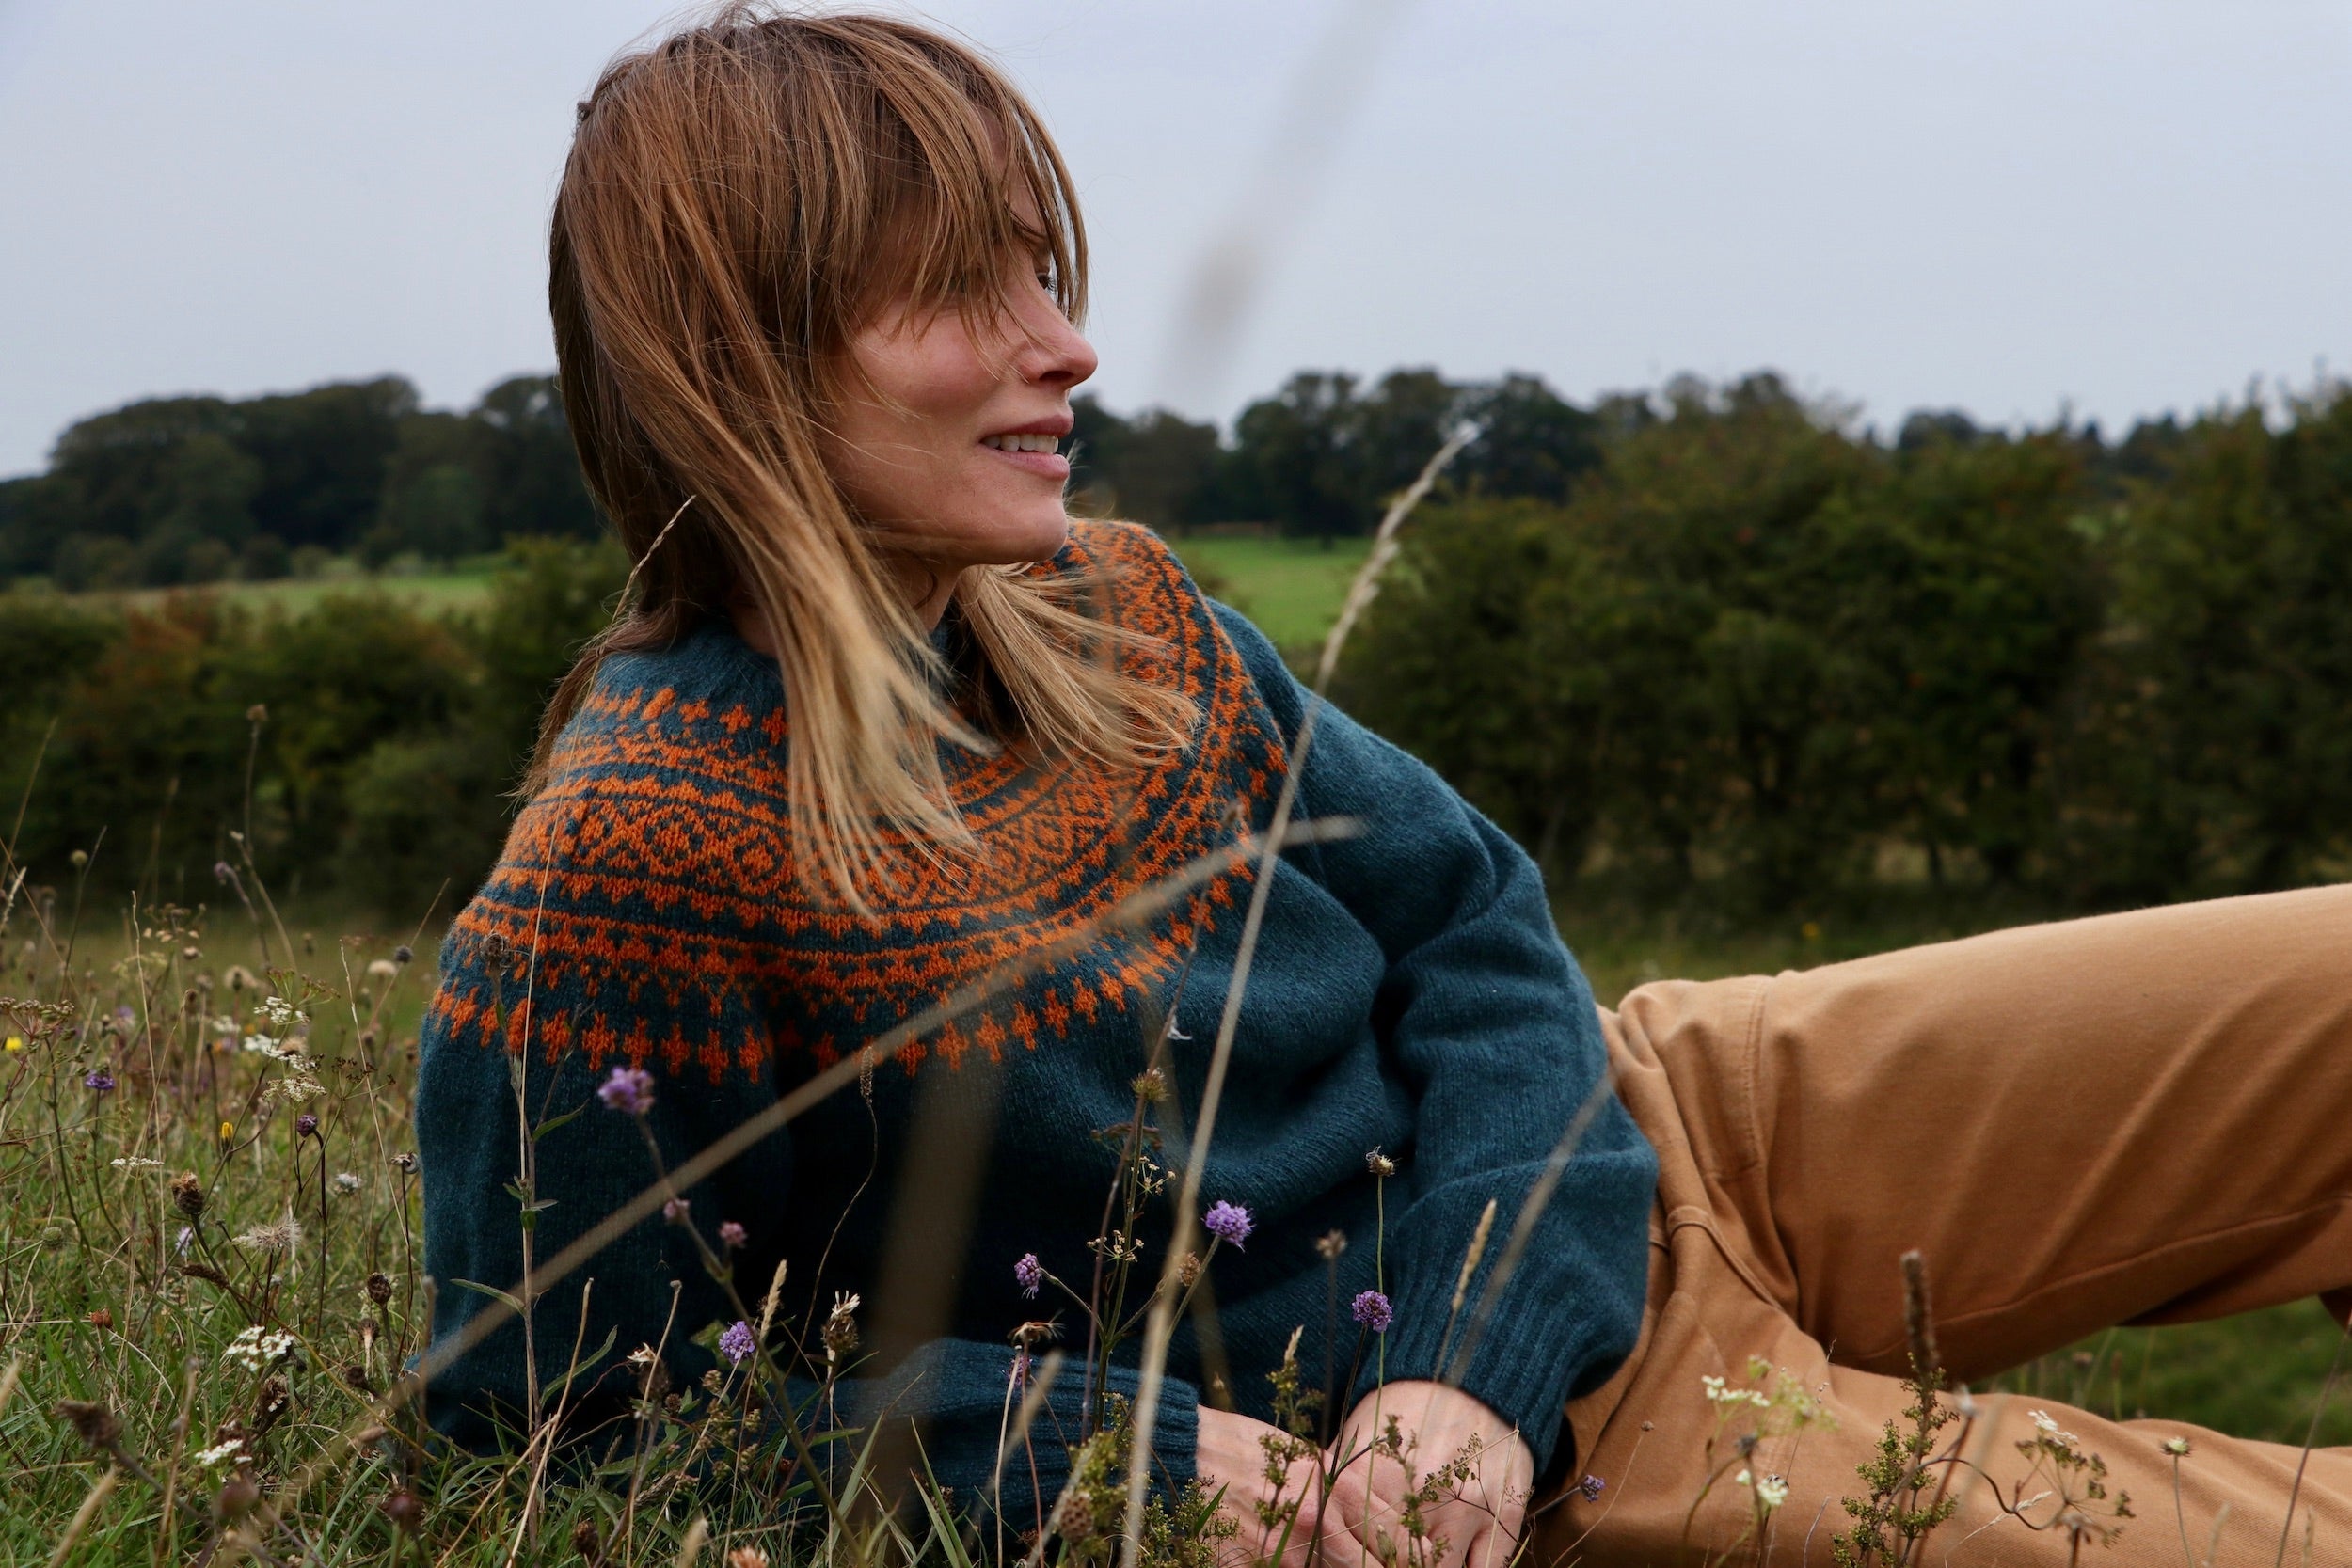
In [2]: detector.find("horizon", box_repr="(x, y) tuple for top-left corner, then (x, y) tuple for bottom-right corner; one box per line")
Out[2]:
(3, 0), (2346, 477)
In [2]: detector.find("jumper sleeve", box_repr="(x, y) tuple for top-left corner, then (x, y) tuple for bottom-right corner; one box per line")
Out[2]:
(1209, 603), (1656, 1469)
(415, 921), (1199, 1519)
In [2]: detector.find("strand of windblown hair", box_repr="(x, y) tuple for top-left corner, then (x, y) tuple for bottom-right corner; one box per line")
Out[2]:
(215, 817), (1358, 1566)
(1117, 423), (1476, 1566)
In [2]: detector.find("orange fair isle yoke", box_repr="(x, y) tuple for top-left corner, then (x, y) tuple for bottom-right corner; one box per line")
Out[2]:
(426, 519), (1287, 1088)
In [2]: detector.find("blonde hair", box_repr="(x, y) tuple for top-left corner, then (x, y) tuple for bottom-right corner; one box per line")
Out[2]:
(534, 6), (1195, 910)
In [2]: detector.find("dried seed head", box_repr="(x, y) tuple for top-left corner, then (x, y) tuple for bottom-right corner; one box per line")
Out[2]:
(87, 1308), (112, 1330)
(246, 704), (268, 725)
(379, 1487), (422, 1531)
(215, 1472), (260, 1522)
(170, 1170), (206, 1220)
(56, 1399), (120, 1451)
(392, 944), (414, 966)
(1056, 1489), (1097, 1544)
(822, 1291), (862, 1360)
(1899, 1249), (1943, 1386)
(365, 1271), (394, 1305)
(1130, 1066), (1168, 1103)
(251, 1375), (292, 1437)
(571, 1517), (604, 1566)
(1177, 1251), (1201, 1288)
(342, 1363), (372, 1392)
(726, 1549), (771, 1568)
(1365, 1148), (1396, 1178)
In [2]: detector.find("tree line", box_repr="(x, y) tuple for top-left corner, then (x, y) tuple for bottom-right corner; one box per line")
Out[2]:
(2, 364), (2344, 923)
(1340, 372), (2352, 911)
(0, 375), (600, 589)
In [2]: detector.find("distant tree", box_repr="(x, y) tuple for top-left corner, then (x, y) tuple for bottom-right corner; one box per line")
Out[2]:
(1455, 373), (1601, 503)
(471, 375), (601, 540)
(1070, 401), (1220, 531)
(367, 411), (493, 564)
(1895, 408), (1986, 452)
(1230, 372), (1363, 542)
(236, 377), (418, 549)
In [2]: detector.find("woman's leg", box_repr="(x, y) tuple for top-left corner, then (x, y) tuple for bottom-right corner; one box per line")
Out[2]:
(1544, 884), (2352, 1566)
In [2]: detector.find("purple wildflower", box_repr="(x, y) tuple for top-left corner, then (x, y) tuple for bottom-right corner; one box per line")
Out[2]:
(1351, 1290), (1393, 1334)
(597, 1065), (655, 1116)
(1202, 1200), (1253, 1249)
(662, 1196), (691, 1224)
(718, 1221), (748, 1250)
(295, 1113), (319, 1139)
(83, 1070), (116, 1093)
(1578, 1474), (1606, 1503)
(1015, 1252), (1043, 1299)
(718, 1320), (755, 1366)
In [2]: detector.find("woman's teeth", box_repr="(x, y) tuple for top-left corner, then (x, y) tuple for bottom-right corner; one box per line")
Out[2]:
(981, 433), (1061, 454)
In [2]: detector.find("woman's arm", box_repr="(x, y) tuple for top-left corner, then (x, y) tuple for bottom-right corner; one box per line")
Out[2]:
(1210, 602), (1657, 1470)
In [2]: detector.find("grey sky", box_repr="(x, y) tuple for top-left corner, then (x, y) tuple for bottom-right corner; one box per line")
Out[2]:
(2, 0), (2346, 478)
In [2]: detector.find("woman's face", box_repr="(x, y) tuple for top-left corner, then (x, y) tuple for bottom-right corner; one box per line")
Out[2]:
(825, 256), (1097, 623)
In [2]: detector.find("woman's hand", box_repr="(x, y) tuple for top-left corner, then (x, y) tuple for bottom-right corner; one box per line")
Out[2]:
(1195, 1405), (1349, 1568)
(1323, 1382), (1534, 1568)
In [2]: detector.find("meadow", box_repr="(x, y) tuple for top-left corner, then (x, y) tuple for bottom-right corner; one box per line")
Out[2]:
(3, 537), (2348, 1565)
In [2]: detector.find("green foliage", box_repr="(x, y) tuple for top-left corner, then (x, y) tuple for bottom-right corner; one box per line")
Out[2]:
(4, 374), (597, 590)
(0, 539), (623, 918)
(1343, 373), (2352, 912)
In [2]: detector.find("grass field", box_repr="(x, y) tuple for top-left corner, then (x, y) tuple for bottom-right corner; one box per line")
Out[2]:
(87, 559), (501, 618)
(8, 534), (2350, 1560)
(1166, 533), (1373, 651)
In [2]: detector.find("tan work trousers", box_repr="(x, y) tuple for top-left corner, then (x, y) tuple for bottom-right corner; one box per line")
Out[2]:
(1540, 885), (2352, 1567)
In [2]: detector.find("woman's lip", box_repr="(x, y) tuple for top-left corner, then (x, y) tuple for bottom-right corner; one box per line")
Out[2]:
(980, 444), (1071, 479)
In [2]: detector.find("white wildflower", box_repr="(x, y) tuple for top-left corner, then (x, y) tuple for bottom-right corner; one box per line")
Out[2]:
(240, 1034), (284, 1056)
(261, 996), (309, 1029)
(110, 1156), (164, 1169)
(194, 1437), (246, 1467)
(2029, 1409), (2081, 1447)
(222, 1325), (297, 1372)
(1738, 1470), (1790, 1511)
(366, 958), (400, 981)
(262, 1070), (325, 1105)
(332, 1172), (362, 1196)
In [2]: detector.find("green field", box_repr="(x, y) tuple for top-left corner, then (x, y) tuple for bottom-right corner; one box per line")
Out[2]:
(86, 559), (502, 617)
(1167, 533), (1373, 651)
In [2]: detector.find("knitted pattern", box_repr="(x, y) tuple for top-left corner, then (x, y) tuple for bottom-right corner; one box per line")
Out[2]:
(426, 518), (1284, 1085)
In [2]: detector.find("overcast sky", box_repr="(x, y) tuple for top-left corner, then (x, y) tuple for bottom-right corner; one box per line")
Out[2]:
(2, 0), (2347, 478)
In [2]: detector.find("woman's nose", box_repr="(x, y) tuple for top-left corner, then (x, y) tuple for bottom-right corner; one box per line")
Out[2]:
(1015, 289), (1098, 390)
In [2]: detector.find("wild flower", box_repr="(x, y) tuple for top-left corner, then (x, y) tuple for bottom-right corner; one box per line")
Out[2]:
(719, 1319), (756, 1365)
(3, 1035), (21, 1052)
(110, 1156), (162, 1169)
(261, 995), (308, 1029)
(174, 1226), (193, 1255)
(1578, 1473), (1606, 1502)
(2029, 1408), (2081, 1446)
(333, 1172), (362, 1196)
(224, 1325), (297, 1371)
(1366, 1148), (1397, 1178)
(194, 1437), (247, 1468)
(1351, 1289), (1393, 1333)
(598, 1064), (656, 1116)
(1738, 1469), (1790, 1511)
(662, 1196), (691, 1224)
(2161, 1434), (2191, 1457)
(1201, 1199), (1253, 1248)
(366, 958), (400, 982)
(727, 1549), (771, 1568)
(1703, 1374), (1772, 1409)
(1015, 1251), (1043, 1298)
(719, 1220), (748, 1249)
(295, 1113), (319, 1138)
(83, 1070), (116, 1093)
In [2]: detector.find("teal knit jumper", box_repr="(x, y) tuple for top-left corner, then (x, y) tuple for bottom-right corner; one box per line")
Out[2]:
(415, 518), (1655, 1513)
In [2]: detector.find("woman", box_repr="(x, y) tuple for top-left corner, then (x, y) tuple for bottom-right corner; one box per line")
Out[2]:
(416, 9), (2352, 1565)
